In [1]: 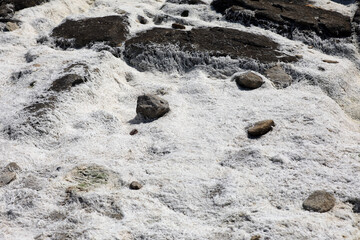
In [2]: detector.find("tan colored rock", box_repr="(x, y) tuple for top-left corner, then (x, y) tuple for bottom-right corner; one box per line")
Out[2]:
(234, 72), (264, 89)
(265, 66), (292, 89)
(5, 21), (19, 31)
(247, 120), (275, 138)
(303, 190), (335, 213)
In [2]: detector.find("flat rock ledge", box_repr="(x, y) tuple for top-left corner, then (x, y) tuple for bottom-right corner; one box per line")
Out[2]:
(211, 0), (352, 39)
(124, 27), (297, 72)
(51, 15), (129, 49)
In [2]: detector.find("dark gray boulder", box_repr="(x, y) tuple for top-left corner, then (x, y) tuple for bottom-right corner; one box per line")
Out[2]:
(49, 74), (87, 92)
(167, 0), (205, 4)
(211, 0), (352, 39)
(136, 94), (170, 120)
(303, 191), (336, 213)
(234, 72), (264, 89)
(51, 15), (129, 49)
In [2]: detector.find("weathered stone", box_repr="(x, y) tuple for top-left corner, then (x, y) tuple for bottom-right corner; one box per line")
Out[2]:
(136, 94), (170, 120)
(0, 3), (14, 19)
(265, 66), (292, 89)
(49, 74), (87, 92)
(322, 59), (339, 64)
(172, 23), (186, 29)
(247, 120), (275, 138)
(51, 15), (129, 48)
(211, 0), (351, 39)
(6, 162), (21, 172)
(303, 190), (335, 213)
(124, 27), (297, 72)
(129, 181), (142, 190)
(234, 72), (264, 89)
(0, 171), (16, 187)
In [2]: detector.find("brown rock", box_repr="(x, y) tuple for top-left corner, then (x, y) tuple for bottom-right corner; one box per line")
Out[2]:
(172, 23), (186, 29)
(5, 21), (19, 31)
(303, 190), (335, 213)
(247, 120), (275, 138)
(234, 72), (264, 89)
(322, 59), (339, 64)
(130, 129), (138, 135)
(129, 181), (142, 190)
(136, 94), (170, 120)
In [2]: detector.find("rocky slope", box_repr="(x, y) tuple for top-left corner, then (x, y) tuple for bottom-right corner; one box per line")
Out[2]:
(0, 0), (360, 239)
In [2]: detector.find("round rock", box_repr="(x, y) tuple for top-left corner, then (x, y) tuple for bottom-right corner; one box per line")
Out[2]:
(129, 181), (142, 190)
(234, 72), (264, 89)
(136, 94), (170, 120)
(303, 190), (336, 213)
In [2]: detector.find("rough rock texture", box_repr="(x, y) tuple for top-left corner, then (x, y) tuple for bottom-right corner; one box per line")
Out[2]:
(129, 181), (142, 190)
(51, 15), (129, 48)
(1, 0), (48, 11)
(49, 74), (87, 92)
(136, 94), (170, 120)
(124, 27), (297, 72)
(247, 120), (275, 138)
(211, 0), (352, 39)
(303, 191), (336, 213)
(347, 198), (360, 213)
(234, 72), (264, 89)
(6, 162), (21, 172)
(265, 66), (292, 89)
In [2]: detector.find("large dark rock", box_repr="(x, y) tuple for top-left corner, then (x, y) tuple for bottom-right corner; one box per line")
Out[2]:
(303, 190), (336, 213)
(136, 94), (170, 120)
(234, 72), (264, 89)
(124, 27), (297, 72)
(51, 15), (129, 48)
(167, 0), (205, 4)
(211, 0), (352, 39)
(1, 0), (48, 12)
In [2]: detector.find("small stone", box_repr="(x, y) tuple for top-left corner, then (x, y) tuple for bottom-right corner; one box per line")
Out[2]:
(0, 171), (16, 187)
(303, 190), (335, 213)
(322, 59), (339, 64)
(137, 15), (148, 24)
(5, 21), (19, 31)
(265, 66), (292, 89)
(136, 94), (170, 120)
(129, 181), (142, 190)
(247, 120), (275, 138)
(234, 72), (264, 89)
(181, 10), (189, 17)
(172, 23), (186, 29)
(130, 129), (138, 135)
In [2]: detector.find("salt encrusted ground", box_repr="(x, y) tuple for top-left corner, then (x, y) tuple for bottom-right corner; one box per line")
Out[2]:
(0, 0), (359, 239)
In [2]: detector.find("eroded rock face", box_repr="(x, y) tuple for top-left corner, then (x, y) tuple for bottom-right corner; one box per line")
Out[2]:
(211, 0), (352, 39)
(51, 15), (129, 49)
(136, 94), (170, 120)
(124, 27), (297, 72)
(303, 191), (335, 213)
